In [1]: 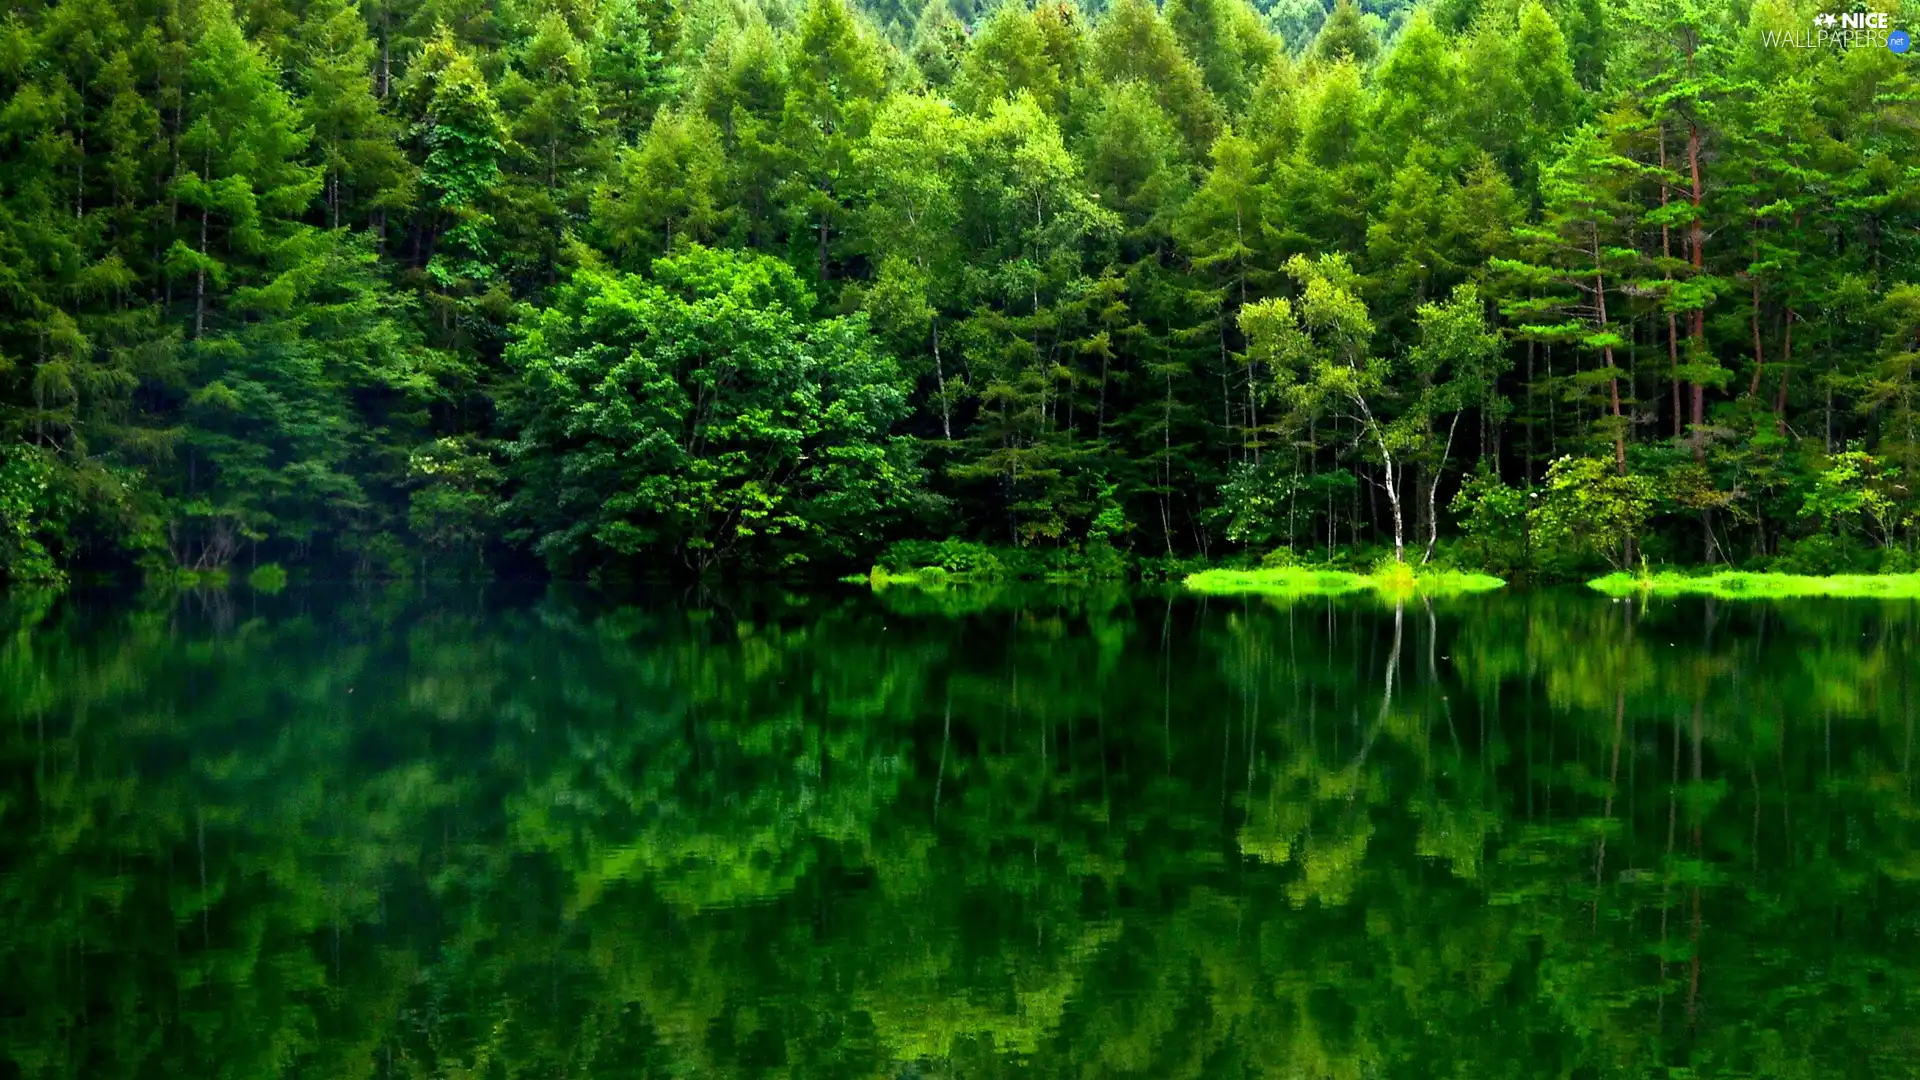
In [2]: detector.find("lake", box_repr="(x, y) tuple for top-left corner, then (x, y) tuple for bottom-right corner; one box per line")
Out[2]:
(3, 584), (1918, 1077)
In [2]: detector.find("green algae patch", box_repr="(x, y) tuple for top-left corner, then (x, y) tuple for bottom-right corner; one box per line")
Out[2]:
(1589, 571), (1920, 599)
(1184, 566), (1506, 597)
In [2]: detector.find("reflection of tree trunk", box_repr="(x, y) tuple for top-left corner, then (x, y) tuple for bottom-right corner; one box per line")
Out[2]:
(1425, 597), (1437, 685)
(1356, 602), (1404, 768)
(1162, 598), (1173, 774)
(1905, 664), (1913, 799)
(1383, 601), (1402, 724)
(1688, 699), (1705, 1030)
(1098, 705), (1110, 824)
(197, 808), (210, 946)
(1658, 713), (1679, 1027)
(934, 697), (950, 823)
(1593, 685), (1625, 930)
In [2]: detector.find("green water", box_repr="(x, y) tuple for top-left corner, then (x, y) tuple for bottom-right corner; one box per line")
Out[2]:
(4, 586), (1920, 1077)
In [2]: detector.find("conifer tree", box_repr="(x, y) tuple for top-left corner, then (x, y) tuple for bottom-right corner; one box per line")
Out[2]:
(404, 28), (507, 340)
(777, 0), (886, 284)
(1311, 0), (1377, 66)
(1089, 0), (1220, 157)
(291, 0), (414, 230)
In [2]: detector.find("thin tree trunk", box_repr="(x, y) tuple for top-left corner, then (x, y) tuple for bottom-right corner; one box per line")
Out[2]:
(194, 203), (209, 340)
(1595, 230), (1626, 475)
(932, 318), (951, 440)
(1748, 214), (1765, 397)
(1424, 412), (1459, 564)
(1775, 308), (1794, 434)
(1661, 126), (1682, 439)
(1688, 120), (1706, 461)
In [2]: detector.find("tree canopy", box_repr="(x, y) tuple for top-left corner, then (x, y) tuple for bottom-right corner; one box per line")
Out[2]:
(2, 0), (1917, 583)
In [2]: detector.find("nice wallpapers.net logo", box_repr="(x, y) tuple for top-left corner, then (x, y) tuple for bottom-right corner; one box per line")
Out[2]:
(1764, 10), (1911, 51)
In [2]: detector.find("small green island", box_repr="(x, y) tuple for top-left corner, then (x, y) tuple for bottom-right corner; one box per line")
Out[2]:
(1589, 570), (1920, 600)
(1182, 564), (1506, 597)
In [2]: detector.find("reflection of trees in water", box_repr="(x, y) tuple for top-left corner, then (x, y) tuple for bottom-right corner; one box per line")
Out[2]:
(2, 589), (1919, 1076)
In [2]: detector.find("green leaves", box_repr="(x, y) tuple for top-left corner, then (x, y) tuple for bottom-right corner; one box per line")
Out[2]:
(505, 246), (918, 575)
(1531, 455), (1657, 569)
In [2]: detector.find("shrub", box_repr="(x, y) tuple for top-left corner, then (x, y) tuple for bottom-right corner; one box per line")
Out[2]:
(247, 563), (290, 592)
(1774, 533), (1874, 575)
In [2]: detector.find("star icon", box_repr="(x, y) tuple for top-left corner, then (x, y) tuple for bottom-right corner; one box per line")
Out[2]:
(1814, 12), (1837, 26)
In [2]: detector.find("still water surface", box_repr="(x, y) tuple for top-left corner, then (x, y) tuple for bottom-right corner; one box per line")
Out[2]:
(4, 585), (1920, 1077)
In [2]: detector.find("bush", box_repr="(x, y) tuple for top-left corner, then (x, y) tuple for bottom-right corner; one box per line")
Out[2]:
(1370, 556), (1418, 591)
(1260, 547), (1302, 569)
(0, 448), (63, 586)
(878, 539), (1009, 577)
(1043, 542), (1129, 581)
(247, 563), (290, 593)
(1448, 469), (1529, 576)
(1774, 533), (1875, 575)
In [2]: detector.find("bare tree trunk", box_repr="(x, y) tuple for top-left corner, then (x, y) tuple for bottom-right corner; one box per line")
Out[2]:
(932, 318), (951, 440)
(1424, 412), (1459, 564)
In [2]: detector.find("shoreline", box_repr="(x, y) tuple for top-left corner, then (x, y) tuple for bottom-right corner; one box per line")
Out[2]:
(1588, 571), (1920, 599)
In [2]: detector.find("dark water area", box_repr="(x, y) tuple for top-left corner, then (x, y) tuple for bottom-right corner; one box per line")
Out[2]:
(3, 583), (1920, 1077)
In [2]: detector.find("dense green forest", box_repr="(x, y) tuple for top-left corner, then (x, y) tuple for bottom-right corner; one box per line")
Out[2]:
(0, 0), (1915, 584)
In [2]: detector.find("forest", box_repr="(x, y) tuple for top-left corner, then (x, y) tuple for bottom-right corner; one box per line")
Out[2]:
(0, 0), (1916, 584)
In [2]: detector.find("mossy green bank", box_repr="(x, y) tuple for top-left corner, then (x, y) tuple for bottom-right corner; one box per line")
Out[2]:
(1590, 571), (1920, 599)
(1183, 565), (1507, 597)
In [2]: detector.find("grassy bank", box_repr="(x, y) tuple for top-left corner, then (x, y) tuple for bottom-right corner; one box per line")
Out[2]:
(1183, 565), (1507, 597)
(1589, 570), (1920, 599)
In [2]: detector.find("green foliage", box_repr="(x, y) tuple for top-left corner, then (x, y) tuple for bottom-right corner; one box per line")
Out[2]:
(1530, 455), (1656, 570)
(2, 0), (1919, 583)
(875, 537), (1132, 581)
(878, 537), (1009, 576)
(409, 30), (507, 296)
(406, 435), (501, 568)
(503, 246), (921, 575)
(1800, 447), (1900, 547)
(0, 445), (64, 584)
(1312, 0), (1378, 65)
(1449, 467), (1528, 574)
